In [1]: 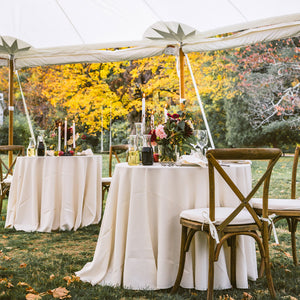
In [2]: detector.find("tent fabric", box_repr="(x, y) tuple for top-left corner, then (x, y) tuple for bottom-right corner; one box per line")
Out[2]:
(0, 0), (299, 69)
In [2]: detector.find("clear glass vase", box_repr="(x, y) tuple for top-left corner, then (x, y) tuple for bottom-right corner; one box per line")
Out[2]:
(27, 137), (36, 157)
(128, 135), (139, 166)
(159, 144), (178, 166)
(135, 123), (143, 164)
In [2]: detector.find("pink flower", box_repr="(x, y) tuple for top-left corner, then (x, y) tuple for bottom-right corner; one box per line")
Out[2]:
(155, 124), (167, 139)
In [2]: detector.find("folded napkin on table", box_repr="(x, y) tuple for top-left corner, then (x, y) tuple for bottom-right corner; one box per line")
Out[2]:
(177, 154), (207, 168)
(77, 148), (94, 156)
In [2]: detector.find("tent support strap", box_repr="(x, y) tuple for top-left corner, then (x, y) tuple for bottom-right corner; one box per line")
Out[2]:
(16, 70), (36, 145)
(185, 53), (215, 149)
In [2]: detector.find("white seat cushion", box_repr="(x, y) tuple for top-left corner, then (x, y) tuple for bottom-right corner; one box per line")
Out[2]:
(180, 207), (255, 225)
(252, 198), (300, 210)
(2, 174), (13, 184)
(102, 177), (112, 184)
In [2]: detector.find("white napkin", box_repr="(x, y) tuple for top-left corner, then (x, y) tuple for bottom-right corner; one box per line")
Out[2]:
(177, 154), (207, 168)
(77, 148), (94, 156)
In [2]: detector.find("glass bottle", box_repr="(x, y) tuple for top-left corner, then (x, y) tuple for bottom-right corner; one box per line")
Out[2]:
(128, 135), (139, 166)
(27, 137), (36, 157)
(135, 122), (143, 163)
(142, 134), (153, 165)
(37, 130), (47, 156)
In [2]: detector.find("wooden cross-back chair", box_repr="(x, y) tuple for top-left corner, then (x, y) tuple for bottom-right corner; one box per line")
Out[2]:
(102, 144), (128, 202)
(252, 146), (300, 266)
(171, 148), (282, 300)
(0, 145), (25, 214)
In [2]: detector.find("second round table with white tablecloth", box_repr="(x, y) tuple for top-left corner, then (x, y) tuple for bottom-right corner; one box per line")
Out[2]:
(5, 156), (102, 232)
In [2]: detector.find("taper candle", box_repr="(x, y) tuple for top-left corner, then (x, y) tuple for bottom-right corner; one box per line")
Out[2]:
(58, 123), (61, 151)
(72, 121), (75, 149)
(64, 118), (67, 149)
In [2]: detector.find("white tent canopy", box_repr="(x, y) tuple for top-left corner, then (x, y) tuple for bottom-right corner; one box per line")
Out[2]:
(0, 0), (300, 159)
(0, 0), (299, 69)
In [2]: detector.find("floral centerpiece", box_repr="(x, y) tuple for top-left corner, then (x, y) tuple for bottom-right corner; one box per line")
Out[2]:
(150, 111), (196, 162)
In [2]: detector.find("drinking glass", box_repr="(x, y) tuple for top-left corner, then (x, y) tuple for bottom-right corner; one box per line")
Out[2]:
(193, 129), (208, 158)
(198, 130), (208, 156)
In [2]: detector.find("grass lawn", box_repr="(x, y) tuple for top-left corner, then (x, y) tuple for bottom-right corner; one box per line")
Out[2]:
(0, 155), (299, 299)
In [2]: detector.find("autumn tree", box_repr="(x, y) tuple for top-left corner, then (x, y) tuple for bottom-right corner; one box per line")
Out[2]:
(226, 37), (300, 148)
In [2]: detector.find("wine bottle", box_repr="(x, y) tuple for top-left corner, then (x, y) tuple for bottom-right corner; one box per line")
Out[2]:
(37, 141), (45, 156)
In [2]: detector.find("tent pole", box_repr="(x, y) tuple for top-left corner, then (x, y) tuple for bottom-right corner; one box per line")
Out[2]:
(8, 55), (14, 166)
(101, 107), (103, 152)
(179, 47), (185, 111)
(185, 53), (215, 149)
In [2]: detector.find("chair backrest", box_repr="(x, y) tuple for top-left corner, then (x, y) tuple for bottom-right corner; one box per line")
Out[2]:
(206, 148), (282, 231)
(0, 145), (25, 182)
(291, 146), (300, 199)
(108, 144), (129, 177)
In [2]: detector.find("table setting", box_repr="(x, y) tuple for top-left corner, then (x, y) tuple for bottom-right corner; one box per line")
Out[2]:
(5, 119), (102, 232)
(76, 111), (257, 291)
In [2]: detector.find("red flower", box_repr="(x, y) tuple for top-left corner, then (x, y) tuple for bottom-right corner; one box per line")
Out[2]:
(81, 134), (87, 140)
(149, 129), (157, 143)
(167, 113), (180, 119)
(171, 113), (180, 119)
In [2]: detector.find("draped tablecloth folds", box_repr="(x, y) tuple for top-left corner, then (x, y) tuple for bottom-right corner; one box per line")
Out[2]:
(76, 162), (257, 291)
(5, 156), (102, 232)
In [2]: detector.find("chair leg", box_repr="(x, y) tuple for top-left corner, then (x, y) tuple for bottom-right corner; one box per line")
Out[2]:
(291, 218), (299, 266)
(171, 226), (188, 294)
(262, 223), (276, 298)
(229, 235), (237, 288)
(0, 193), (5, 216)
(207, 236), (215, 300)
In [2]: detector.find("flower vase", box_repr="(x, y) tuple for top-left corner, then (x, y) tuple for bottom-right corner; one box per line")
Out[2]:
(159, 144), (178, 165)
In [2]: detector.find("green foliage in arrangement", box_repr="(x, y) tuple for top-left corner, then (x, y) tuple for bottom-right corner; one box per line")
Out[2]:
(0, 156), (299, 299)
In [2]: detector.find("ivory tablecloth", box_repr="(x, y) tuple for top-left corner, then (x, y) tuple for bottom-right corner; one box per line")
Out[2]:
(76, 162), (257, 290)
(5, 156), (102, 232)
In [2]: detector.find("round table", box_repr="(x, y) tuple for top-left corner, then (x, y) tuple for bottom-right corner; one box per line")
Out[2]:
(5, 156), (102, 232)
(76, 162), (257, 290)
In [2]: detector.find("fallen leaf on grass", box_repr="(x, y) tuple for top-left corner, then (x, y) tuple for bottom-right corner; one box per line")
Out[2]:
(284, 251), (293, 258)
(6, 282), (13, 288)
(3, 255), (11, 260)
(219, 295), (235, 300)
(18, 282), (30, 287)
(50, 274), (55, 280)
(0, 278), (7, 284)
(2, 235), (8, 239)
(63, 275), (80, 286)
(26, 287), (38, 293)
(26, 294), (41, 300)
(242, 292), (253, 299)
(20, 263), (27, 268)
(285, 268), (291, 273)
(50, 287), (70, 299)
